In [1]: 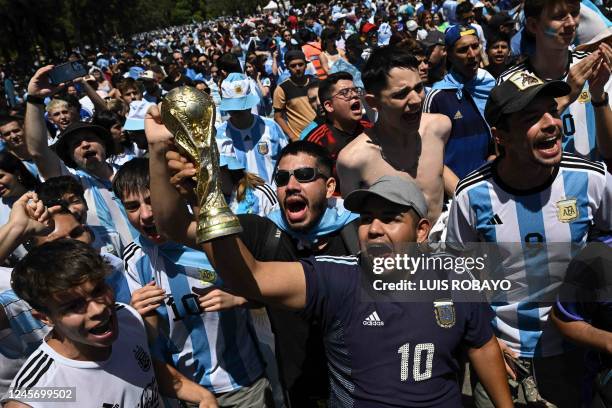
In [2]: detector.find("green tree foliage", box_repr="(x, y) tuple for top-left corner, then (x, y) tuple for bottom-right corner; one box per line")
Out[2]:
(0, 0), (254, 67)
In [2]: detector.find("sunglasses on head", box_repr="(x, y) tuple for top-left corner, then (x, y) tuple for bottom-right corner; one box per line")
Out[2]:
(274, 167), (327, 186)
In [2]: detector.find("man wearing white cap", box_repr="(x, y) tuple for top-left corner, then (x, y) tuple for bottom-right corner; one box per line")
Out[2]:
(216, 73), (289, 184)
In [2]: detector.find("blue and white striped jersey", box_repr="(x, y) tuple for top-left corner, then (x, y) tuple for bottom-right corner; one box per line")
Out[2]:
(447, 154), (612, 357)
(498, 50), (612, 161)
(121, 237), (264, 393)
(216, 114), (289, 184)
(58, 162), (138, 257)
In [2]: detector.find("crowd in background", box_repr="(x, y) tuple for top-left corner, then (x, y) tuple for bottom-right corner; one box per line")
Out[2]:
(0, 0), (611, 407)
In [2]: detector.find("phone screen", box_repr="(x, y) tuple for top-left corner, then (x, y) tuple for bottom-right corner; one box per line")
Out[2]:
(48, 61), (88, 85)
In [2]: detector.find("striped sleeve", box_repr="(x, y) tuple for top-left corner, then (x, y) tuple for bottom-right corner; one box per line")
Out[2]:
(254, 184), (278, 216)
(423, 88), (441, 113)
(10, 348), (55, 391)
(122, 242), (148, 293)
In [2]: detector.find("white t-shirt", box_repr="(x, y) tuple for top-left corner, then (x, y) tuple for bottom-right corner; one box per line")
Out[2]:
(2, 303), (162, 408)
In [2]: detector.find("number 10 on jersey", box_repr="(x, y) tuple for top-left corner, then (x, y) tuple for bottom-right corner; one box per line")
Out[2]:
(398, 342), (435, 381)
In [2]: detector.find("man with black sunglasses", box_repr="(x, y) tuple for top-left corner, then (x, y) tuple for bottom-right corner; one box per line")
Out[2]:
(154, 151), (514, 406)
(149, 136), (361, 407)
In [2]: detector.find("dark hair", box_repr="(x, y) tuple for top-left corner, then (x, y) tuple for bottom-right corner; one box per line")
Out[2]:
(524, 0), (572, 20)
(57, 95), (82, 111)
(321, 28), (339, 46)
(523, 0), (576, 47)
(319, 71), (354, 102)
(216, 53), (243, 74)
(276, 141), (333, 177)
(486, 32), (511, 51)
(456, 1), (473, 18)
(298, 28), (317, 44)
(0, 151), (39, 191)
(112, 157), (150, 202)
(307, 79), (320, 92)
(362, 46), (419, 95)
(0, 115), (22, 128)
(36, 176), (85, 207)
(12, 239), (110, 313)
(92, 110), (125, 130)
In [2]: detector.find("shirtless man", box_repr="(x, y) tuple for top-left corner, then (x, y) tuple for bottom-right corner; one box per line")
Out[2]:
(337, 46), (453, 223)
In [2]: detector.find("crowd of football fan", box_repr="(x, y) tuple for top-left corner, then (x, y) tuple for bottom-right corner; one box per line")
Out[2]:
(0, 0), (611, 407)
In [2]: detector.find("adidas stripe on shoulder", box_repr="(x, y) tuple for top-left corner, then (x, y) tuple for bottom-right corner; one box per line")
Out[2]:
(13, 350), (54, 390)
(423, 88), (441, 113)
(255, 184), (278, 206)
(455, 163), (494, 196)
(560, 153), (606, 176)
(314, 255), (359, 265)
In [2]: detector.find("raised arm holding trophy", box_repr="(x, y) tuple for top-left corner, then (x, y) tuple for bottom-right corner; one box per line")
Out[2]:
(160, 86), (242, 242)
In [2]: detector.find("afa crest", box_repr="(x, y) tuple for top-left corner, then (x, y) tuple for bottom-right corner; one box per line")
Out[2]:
(577, 89), (590, 104)
(433, 299), (455, 328)
(199, 268), (217, 284)
(257, 141), (269, 155)
(508, 71), (543, 91)
(556, 198), (579, 223)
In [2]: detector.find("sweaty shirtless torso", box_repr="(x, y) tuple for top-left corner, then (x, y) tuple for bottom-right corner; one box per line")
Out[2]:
(337, 112), (451, 223)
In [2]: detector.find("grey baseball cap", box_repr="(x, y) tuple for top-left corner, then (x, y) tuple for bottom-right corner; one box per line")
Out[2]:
(344, 175), (428, 219)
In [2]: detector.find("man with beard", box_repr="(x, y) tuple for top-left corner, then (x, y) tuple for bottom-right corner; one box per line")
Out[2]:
(146, 107), (361, 406)
(163, 162), (513, 406)
(23, 66), (137, 255)
(423, 25), (496, 180)
(273, 51), (317, 141)
(447, 73), (612, 407)
(336, 46), (452, 224)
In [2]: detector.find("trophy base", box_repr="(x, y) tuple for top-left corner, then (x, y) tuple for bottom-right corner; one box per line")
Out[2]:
(196, 209), (243, 243)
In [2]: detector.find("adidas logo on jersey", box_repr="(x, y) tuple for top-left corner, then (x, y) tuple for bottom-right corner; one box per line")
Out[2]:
(363, 311), (384, 326)
(486, 214), (503, 225)
(453, 110), (463, 120)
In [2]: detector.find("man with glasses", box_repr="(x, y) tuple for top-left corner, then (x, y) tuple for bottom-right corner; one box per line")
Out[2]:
(303, 72), (372, 168)
(423, 25), (496, 180)
(273, 50), (318, 141)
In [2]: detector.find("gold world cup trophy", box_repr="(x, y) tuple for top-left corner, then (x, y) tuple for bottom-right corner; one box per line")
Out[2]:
(160, 86), (242, 243)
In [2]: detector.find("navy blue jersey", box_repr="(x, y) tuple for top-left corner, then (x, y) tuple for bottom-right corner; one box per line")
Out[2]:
(423, 89), (492, 179)
(300, 255), (494, 407)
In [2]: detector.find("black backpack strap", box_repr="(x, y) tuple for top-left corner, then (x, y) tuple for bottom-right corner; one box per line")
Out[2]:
(340, 219), (360, 255)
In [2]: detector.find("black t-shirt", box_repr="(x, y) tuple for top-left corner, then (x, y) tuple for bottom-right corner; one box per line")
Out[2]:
(237, 214), (358, 395)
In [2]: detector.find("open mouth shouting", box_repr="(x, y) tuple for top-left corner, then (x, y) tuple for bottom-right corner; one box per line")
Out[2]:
(366, 242), (394, 259)
(284, 194), (309, 224)
(83, 150), (98, 160)
(88, 312), (116, 343)
(350, 100), (362, 116)
(142, 223), (163, 242)
(534, 132), (561, 159)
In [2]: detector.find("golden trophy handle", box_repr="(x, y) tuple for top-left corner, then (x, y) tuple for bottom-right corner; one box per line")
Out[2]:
(161, 86), (242, 243)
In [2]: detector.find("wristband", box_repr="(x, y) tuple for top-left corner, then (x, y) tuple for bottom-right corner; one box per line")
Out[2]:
(26, 95), (46, 105)
(592, 92), (609, 108)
